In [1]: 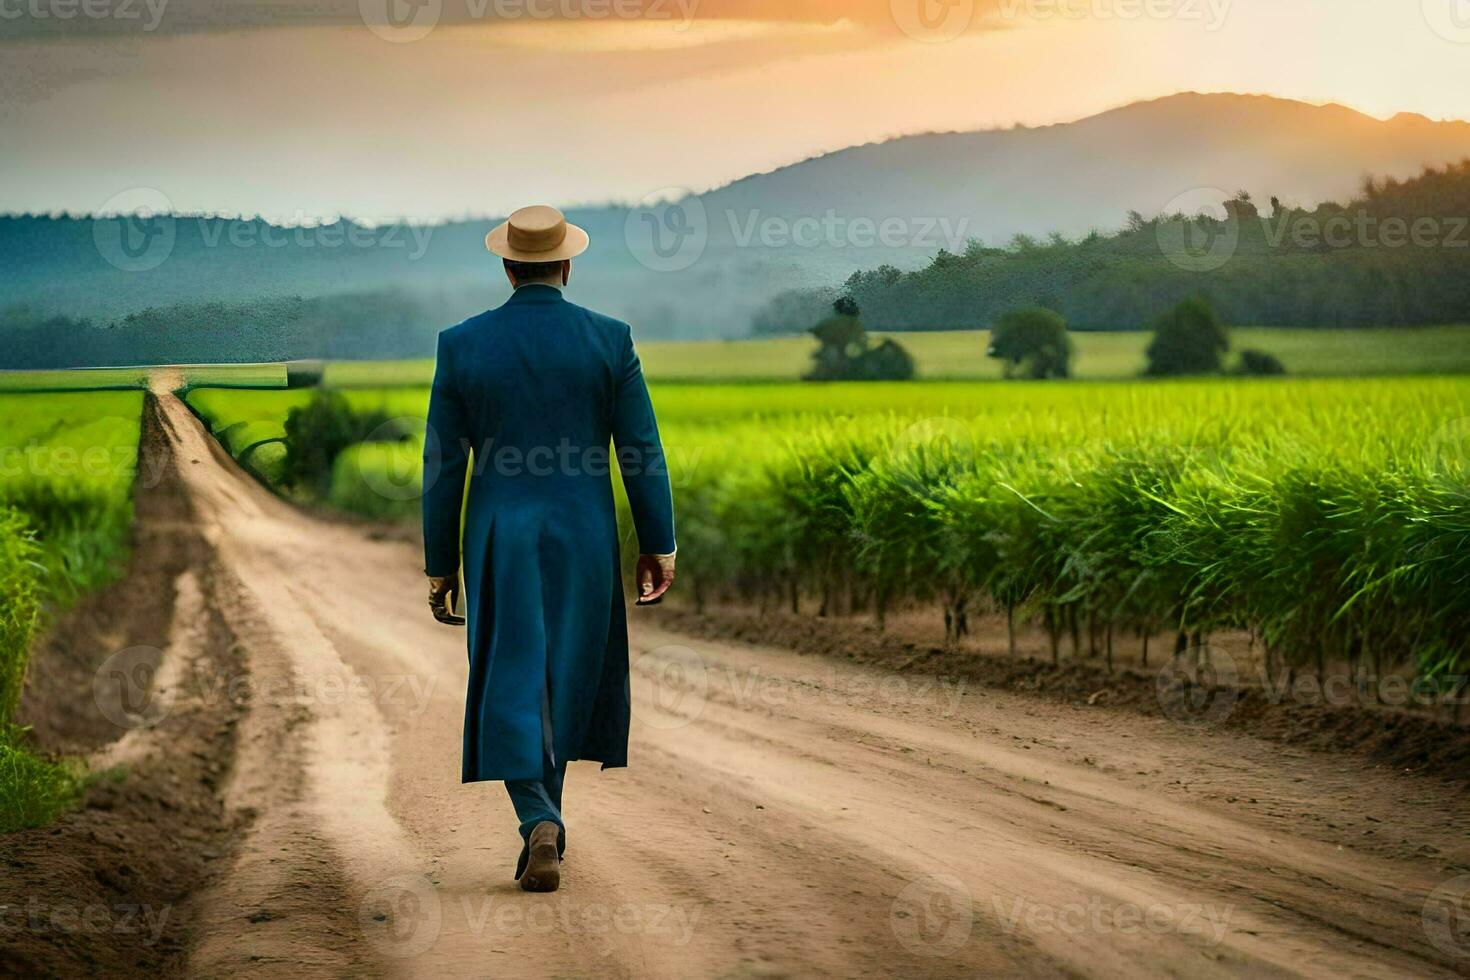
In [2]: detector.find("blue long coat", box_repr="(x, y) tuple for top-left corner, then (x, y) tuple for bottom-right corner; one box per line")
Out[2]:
(422, 284), (676, 783)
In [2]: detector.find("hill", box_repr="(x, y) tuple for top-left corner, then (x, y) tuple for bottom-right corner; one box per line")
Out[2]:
(6, 93), (1470, 365)
(708, 93), (1470, 244)
(808, 160), (1470, 333)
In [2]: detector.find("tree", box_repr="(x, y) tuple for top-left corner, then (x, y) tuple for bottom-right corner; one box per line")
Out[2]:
(809, 306), (866, 358)
(1144, 296), (1230, 376)
(804, 298), (914, 381)
(987, 307), (1072, 380)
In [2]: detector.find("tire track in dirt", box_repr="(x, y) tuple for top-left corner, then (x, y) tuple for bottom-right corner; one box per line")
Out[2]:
(621, 639), (1454, 976)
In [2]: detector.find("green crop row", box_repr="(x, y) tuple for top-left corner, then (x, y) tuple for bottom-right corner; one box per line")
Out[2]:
(186, 377), (1470, 691)
(657, 379), (1470, 690)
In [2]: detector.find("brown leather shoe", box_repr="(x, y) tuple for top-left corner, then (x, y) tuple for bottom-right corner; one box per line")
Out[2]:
(517, 821), (561, 893)
(512, 825), (566, 881)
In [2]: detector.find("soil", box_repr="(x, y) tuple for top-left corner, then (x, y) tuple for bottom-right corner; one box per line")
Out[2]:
(658, 605), (1470, 784)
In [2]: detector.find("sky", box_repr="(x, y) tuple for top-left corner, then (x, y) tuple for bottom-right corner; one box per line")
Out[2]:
(3, 0), (1470, 222)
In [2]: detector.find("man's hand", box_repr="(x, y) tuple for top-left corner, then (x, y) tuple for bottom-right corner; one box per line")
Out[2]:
(428, 573), (465, 626)
(635, 552), (675, 605)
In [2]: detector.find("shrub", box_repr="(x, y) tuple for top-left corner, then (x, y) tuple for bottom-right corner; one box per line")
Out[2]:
(988, 308), (1073, 379)
(1145, 296), (1230, 376)
(1236, 348), (1287, 376)
(281, 391), (393, 493)
(853, 339), (916, 381)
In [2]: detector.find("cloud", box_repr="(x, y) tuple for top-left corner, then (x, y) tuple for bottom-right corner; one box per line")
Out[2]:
(0, 0), (1007, 41)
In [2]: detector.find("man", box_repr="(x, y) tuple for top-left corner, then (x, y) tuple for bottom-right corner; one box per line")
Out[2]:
(422, 205), (676, 893)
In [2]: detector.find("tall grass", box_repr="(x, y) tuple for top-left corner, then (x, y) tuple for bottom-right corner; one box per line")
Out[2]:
(0, 507), (77, 833)
(0, 391), (141, 599)
(0, 391), (140, 832)
(0, 480), (134, 599)
(0, 507), (40, 722)
(624, 379), (1470, 694)
(0, 736), (79, 831)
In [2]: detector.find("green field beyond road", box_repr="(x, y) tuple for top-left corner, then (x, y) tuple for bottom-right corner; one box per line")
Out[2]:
(3, 326), (1468, 391)
(320, 325), (1470, 387)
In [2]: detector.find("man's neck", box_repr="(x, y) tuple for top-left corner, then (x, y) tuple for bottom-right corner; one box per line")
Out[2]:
(515, 280), (563, 291)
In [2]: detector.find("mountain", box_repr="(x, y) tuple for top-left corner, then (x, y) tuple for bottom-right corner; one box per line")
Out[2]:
(833, 160), (1470, 333)
(5, 92), (1470, 360)
(707, 93), (1470, 243)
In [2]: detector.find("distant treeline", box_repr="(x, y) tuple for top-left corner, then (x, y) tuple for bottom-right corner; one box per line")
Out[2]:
(755, 161), (1470, 333)
(0, 291), (452, 369)
(0, 206), (767, 350)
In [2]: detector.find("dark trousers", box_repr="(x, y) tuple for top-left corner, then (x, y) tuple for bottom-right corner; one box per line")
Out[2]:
(505, 680), (567, 841)
(505, 759), (566, 840)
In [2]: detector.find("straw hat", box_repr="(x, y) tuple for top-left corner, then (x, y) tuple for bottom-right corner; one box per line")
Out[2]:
(485, 205), (590, 262)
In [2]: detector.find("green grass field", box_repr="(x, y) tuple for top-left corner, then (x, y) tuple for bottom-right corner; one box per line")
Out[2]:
(0, 363), (288, 392)
(319, 326), (1470, 386)
(0, 389), (142, 832)
(7, 326), (1468, 392)
(0, 390), (143, 589)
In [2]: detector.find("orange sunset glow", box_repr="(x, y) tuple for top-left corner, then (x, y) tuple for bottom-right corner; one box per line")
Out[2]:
(3, 0), (1470, 220)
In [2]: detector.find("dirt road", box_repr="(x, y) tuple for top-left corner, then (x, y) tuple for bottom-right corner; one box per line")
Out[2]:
(143, 384), (1469, 978)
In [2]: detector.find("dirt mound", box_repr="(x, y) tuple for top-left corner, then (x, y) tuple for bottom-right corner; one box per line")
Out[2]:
(0, 395), (247, 977)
